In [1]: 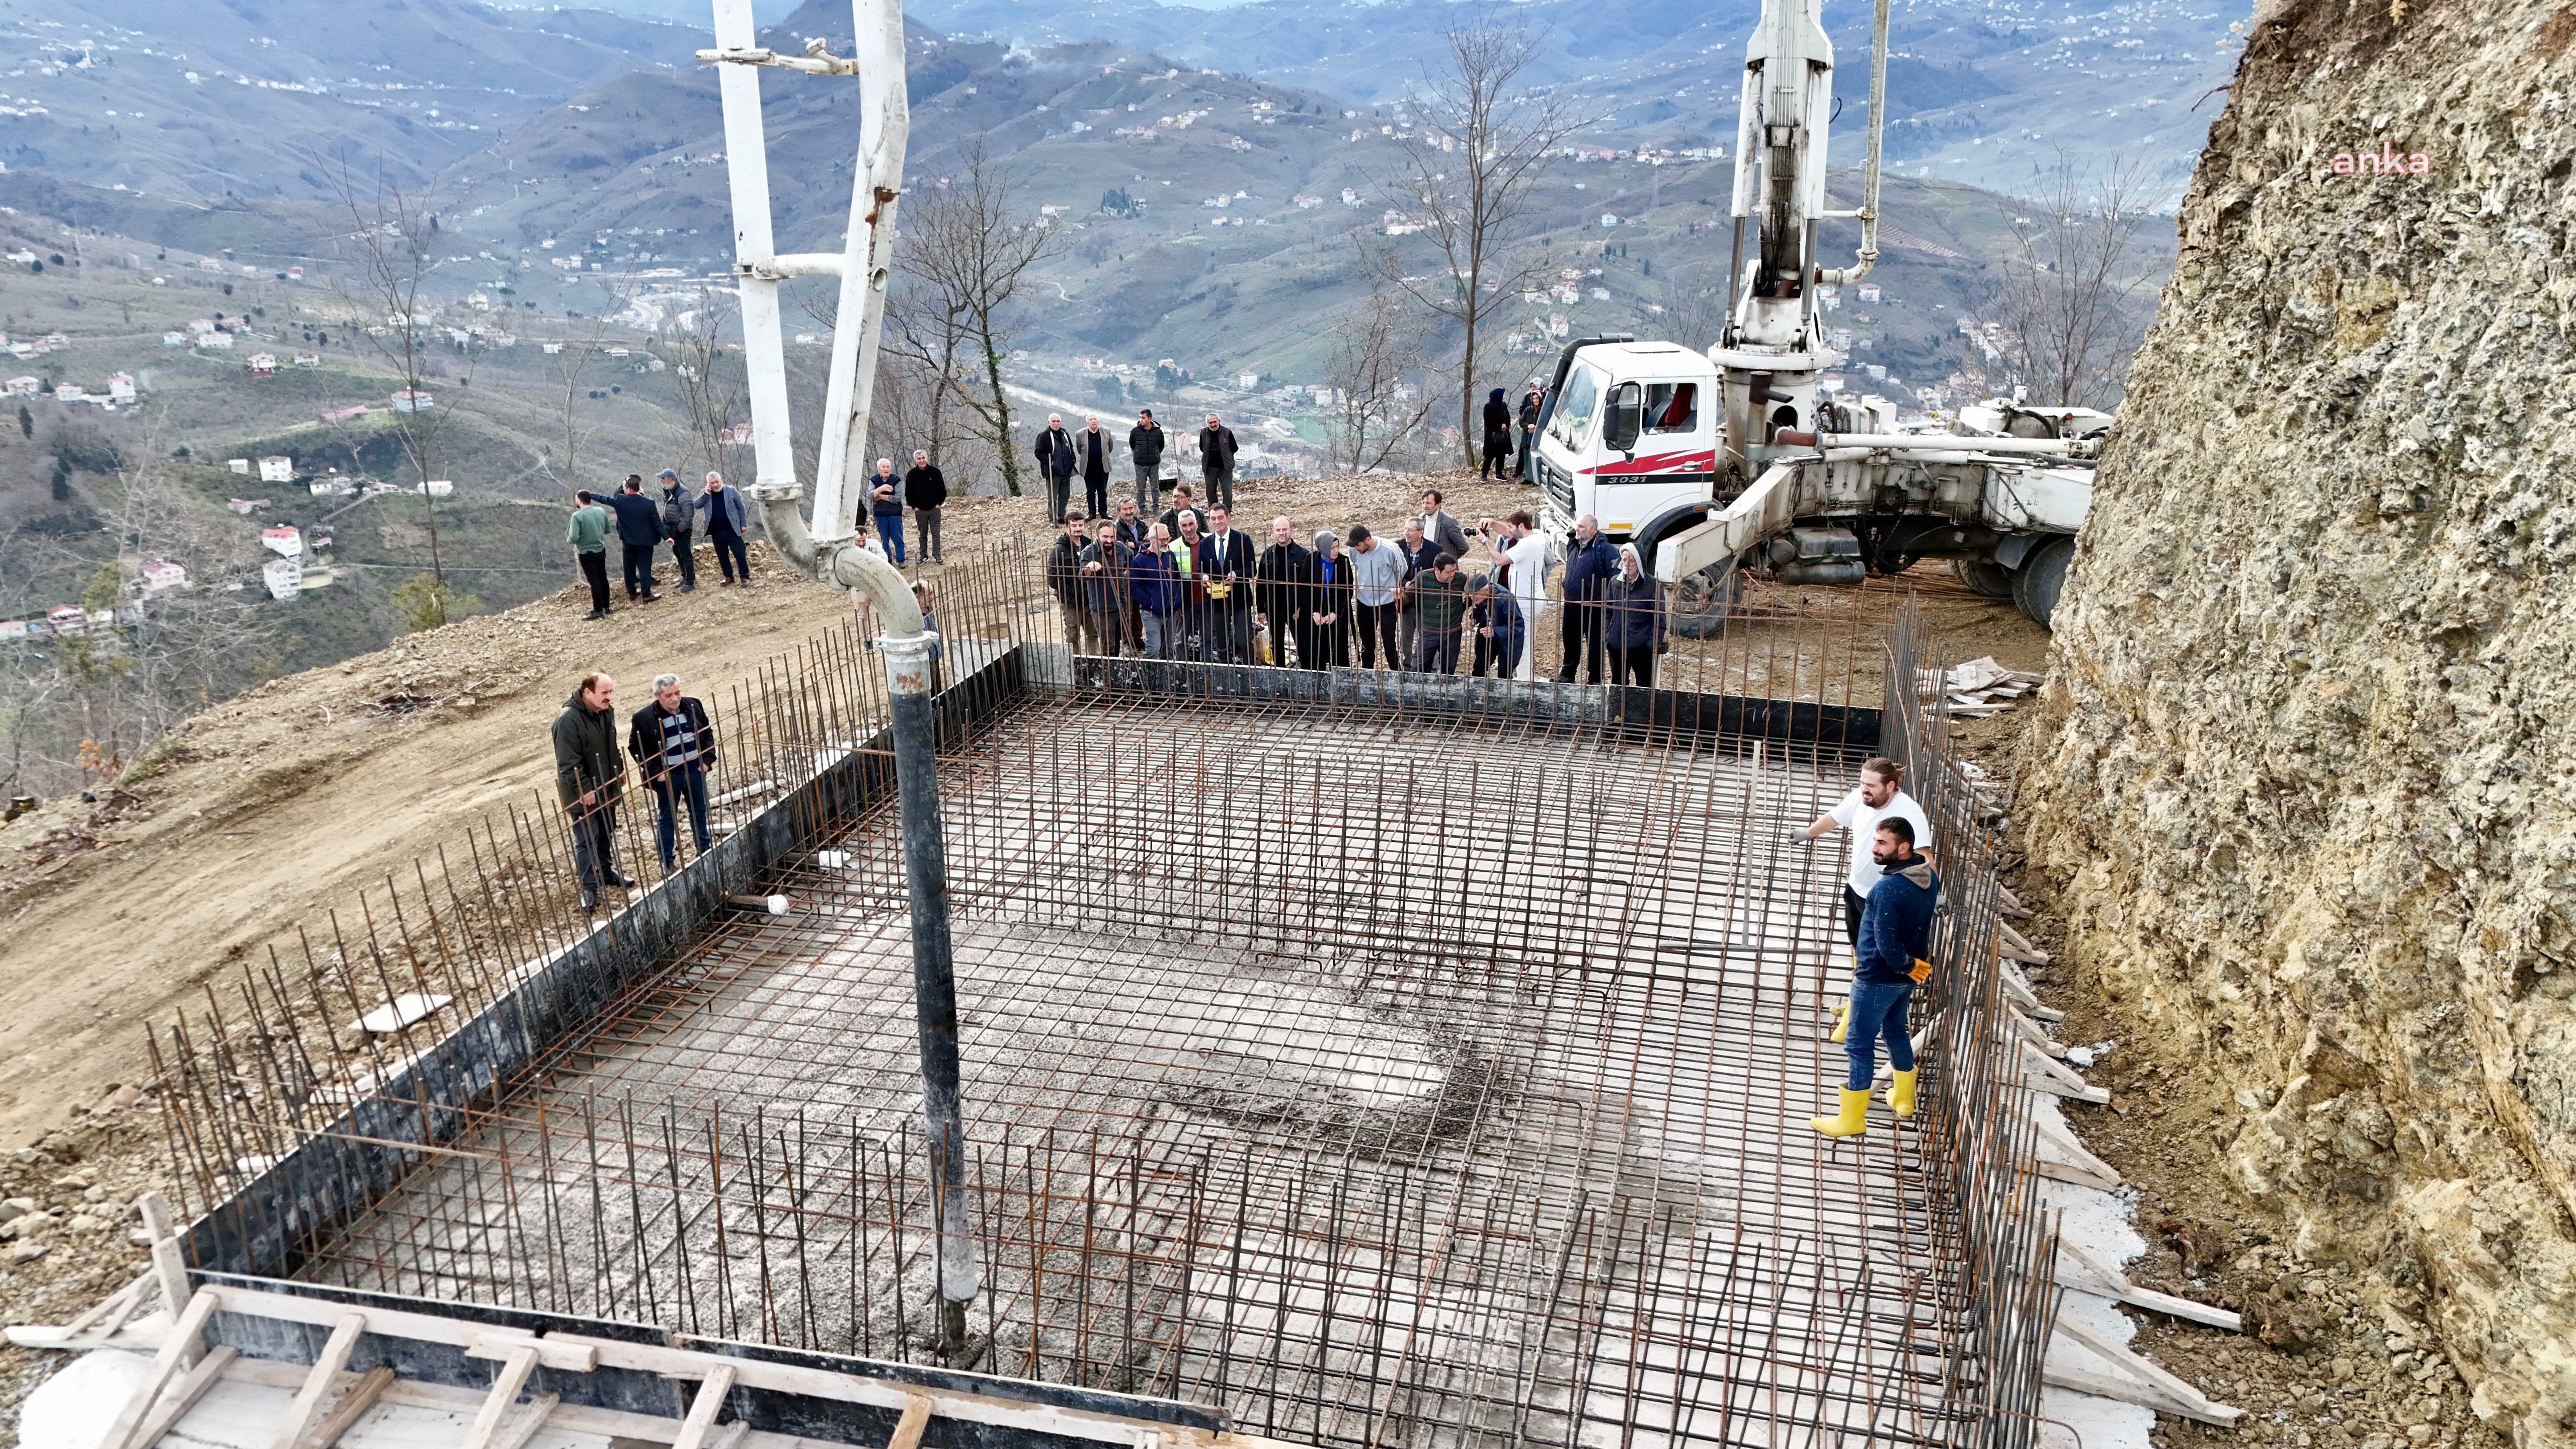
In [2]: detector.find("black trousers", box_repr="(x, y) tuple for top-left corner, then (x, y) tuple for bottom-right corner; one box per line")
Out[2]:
(1084, 476), (1111, 519)
(623, 541), (658, 597)
(579, 550), (610, 612)
(1843, 886), (1868, 951)
(572, 802), (617, 894)
(1353, 601), (1397, 668)
(710, 528), (749, 581)
(1481, 441), (1511, 478)
(1612, 643), (1655, 687)
(1557, 601), (1604, 682)
(668, 529), (697, 588)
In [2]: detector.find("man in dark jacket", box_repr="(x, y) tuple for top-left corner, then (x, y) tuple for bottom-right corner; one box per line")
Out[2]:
(1076, 414), (1115, 521)
(656, 469), (698, 592)
(1128, 522), (1187, 659)
(1047, 513), (1096, 652)
(1128, 408), (1168, 513)
(1813, 816), (1940, 1138)
(904, 449), (947, 564)
(1392, 518), (1439, 670)
(1255, 516), (1317, 668)
(607, 475), (667, 602)
(1078, 520), (1129, 656)
(1467, 573), (1526, 678)
(1556, 513), (1620, 684)
(1480, 387), (1514, 479)
(628, 673), (716, 873)
(553, 671), (631, 912)
(1034, 414), (1077, 524)
(1197, 413), (1240, 513)
(1194, 505), (1258, 664)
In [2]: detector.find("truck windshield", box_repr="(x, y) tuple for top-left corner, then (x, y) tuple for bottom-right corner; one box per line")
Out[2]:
(1550, 365), (1602, 450)
(1644, 382), (1699, 434)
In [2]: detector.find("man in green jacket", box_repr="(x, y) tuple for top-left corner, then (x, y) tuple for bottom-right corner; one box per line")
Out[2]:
(567, 491), (613, 619)
(553, 671), (631, 912)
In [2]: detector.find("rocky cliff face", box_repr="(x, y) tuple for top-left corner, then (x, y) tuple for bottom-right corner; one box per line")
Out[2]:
(2025, 1), (2576, 1441)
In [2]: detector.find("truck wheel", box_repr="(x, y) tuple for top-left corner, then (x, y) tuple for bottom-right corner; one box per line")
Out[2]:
(2012, 537), (2076, 629)
(1667, 565), (1741, 639)
(1951, 558), (2014, 599)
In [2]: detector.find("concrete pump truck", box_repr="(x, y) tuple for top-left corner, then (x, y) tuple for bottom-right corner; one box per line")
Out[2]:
(1525, 0), (2099, 631)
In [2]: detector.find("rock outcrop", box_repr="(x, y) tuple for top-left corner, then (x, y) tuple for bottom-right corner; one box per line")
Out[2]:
(2025, 1), (2576, 1442)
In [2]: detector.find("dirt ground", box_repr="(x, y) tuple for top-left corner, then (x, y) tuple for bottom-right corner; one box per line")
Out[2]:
(0, 467), (2420, 1447)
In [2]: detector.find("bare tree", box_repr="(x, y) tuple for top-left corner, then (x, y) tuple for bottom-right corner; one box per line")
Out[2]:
(1322, 289), (1437, 474)
(1661, 265), (1728, 353)
(1993, 150), (2158, 409)
(655, 292), (748, 485)
(321, 161), (477, 623)
(534, 274), (639, 497)
(896, 137), (1065, 497)
(1375, 19), (1590, 467)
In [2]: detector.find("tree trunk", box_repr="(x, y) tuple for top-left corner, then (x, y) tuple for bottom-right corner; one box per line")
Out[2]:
(981, 335), (1022, 497)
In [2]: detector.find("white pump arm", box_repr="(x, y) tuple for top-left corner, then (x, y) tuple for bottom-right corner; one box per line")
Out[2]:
(704, 0), (908, 578)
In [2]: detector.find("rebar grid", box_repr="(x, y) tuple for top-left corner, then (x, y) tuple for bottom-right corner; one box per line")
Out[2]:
(284, 691), (1978, 1448)
(147, 580), (2055, 1449)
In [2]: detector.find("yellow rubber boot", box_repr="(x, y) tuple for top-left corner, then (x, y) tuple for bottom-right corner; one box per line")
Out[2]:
(1810, 1088), (1870, 1138)
(1884, 1068), (1917, 1119)
(1828, 999), (1850, 1044)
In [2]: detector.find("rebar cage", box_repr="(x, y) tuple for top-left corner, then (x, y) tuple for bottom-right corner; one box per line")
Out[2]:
(148, 554), (2055, 1448)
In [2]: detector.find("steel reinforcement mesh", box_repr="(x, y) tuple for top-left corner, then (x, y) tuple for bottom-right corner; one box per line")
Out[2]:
(279, 676), (2047, 1449)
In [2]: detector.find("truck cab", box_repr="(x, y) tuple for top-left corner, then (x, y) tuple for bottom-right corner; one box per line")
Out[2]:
(1531, 340), (1722, 554)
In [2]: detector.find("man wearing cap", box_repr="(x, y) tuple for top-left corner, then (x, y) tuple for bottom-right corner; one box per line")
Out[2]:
(655, 468), (697, 592)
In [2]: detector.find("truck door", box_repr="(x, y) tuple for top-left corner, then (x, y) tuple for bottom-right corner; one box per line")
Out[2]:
(1586, 380), (1715, 537)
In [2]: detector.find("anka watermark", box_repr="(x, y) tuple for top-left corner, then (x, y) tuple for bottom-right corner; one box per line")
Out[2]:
(2328, 141), (2431, 176)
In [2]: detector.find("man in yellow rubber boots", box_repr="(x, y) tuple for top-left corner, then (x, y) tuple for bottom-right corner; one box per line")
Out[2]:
(1812, 815), (1940, 1137)
(1796, 756), (1933, 1043)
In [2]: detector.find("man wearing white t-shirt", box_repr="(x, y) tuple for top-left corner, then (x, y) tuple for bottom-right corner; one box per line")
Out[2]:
(1797, 755), (1931, 1042)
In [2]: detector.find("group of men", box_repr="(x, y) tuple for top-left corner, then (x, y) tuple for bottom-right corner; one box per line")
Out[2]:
(1799, 756), (1941, 1140)
(550, 670), (720, 912)
(1032, 409), (1240, 525)
(567, 470), (755, 618)
(1044, 488), (1673, 683)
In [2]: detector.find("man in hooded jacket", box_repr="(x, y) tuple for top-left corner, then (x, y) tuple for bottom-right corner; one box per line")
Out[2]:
(1480, 387), (1514, 479)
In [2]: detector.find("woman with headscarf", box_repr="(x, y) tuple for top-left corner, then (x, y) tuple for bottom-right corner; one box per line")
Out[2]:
(1480, 386), (1514, 479)
(1307, 529), (1352, 670)
(1602, 542), (1666, 687)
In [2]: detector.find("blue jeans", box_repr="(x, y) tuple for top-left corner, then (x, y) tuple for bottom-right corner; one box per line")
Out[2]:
(1845, 979), (1915, 1090)
(652, 767), (710, 870)
(875, 513), (906, 562)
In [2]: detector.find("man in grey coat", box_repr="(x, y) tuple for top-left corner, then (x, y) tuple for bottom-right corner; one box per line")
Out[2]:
(553, 671), (632, 913)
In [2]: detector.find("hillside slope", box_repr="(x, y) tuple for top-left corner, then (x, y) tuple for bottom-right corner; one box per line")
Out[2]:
(2023, 1), (2576, 1440)
(0, 536), (870, 1142)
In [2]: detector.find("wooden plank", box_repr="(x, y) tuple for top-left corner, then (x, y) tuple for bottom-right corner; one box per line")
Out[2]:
(670, 1364), (738, 1449)
(2054, 1314), (2242, 1424)
(3, 1323), (164, 1351)
(2059, 1237), (2242, 1331)
(99, 1289), (219, 1449)
(62, 1274), (146, 1337)
(307, 1367), (396, 1449)
(461, 1343), (542, 1449)
(131, 1345), (237, 1448)
(2034, 1113), (2120, 1184)
(886, 1395), (933, 1449)
(2023, 1043), (2111, 1104)
(1998, 922), (2052, 962)
(270, 1313), (368, 1449)
(493, 1393), (561, 1449)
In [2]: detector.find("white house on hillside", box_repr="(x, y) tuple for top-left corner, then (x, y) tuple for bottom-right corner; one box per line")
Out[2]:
(257, 456), (293, 482)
